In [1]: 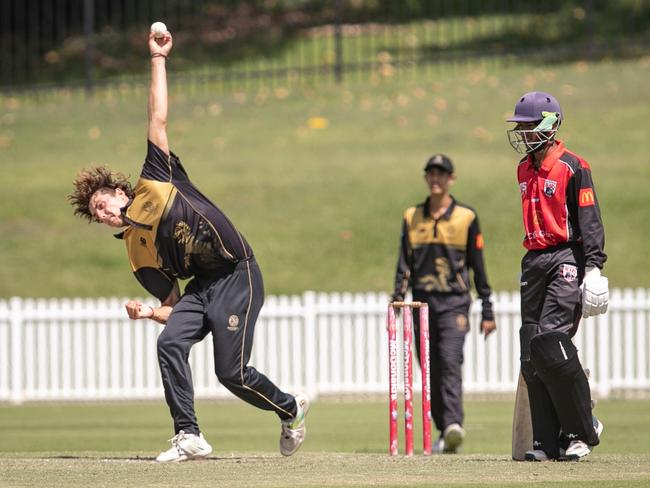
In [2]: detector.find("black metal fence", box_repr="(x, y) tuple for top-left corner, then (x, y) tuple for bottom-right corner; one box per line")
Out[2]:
(1, 0), (649, 93)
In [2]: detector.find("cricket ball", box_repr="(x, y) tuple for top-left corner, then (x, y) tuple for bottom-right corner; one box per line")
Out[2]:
(150, 22), (167, 39)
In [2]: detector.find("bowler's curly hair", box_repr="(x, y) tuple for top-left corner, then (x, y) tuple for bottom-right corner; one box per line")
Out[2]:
(68, 166), (135, 222)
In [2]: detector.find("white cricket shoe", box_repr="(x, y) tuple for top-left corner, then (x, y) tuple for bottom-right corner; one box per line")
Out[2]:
(564, 416), (604, 461)
(280, 393), (310, 456)
(156, 430), (213, 463)
(565, 440), (592, 460)
(525, 449), (551, 462)
(442, 423), (465, 453)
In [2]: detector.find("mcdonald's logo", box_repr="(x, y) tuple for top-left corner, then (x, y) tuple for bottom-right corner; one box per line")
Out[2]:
(579, 188), (595, 207)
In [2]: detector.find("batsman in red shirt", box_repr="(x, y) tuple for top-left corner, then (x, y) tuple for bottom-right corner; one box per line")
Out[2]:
(507, 92), (609, 461)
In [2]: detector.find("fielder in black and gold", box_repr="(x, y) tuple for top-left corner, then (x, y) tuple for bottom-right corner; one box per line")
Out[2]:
(391, 154), (496, 454)
(69, 28), (309, 462)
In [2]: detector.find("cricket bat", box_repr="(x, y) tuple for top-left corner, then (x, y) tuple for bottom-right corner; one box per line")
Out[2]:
(511, 370), (532, 461)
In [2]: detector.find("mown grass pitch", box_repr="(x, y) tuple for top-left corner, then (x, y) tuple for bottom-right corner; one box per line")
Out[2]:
(3, 453), (650, 488)
(1, 398), (649, 487)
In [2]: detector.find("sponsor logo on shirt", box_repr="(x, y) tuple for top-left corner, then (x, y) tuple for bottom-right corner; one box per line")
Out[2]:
(579, 188), (595, 207)
(526, 229), (548, 241)
(532, 209), (544, 226)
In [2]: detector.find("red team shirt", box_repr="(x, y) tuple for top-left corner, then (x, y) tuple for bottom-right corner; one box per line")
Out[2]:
(517, 140), (607, 269)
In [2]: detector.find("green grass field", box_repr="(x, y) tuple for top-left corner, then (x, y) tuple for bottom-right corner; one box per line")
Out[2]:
(1, 57), (649, 298)
(1, 398), (649, 487)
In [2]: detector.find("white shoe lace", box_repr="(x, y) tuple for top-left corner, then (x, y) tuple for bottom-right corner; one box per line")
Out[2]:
(168, 430), (186, 454)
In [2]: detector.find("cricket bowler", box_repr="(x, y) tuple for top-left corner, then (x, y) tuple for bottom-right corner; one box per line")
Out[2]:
(68, 27), (309, 462)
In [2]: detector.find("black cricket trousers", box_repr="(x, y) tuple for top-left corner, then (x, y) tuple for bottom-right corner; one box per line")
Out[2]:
(413, 292), (471, 434)
(519, 245), (597, 456)
(157, 258), (296, 435)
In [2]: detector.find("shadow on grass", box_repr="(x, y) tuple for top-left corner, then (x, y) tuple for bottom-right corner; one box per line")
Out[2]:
(36, 455), (270, 462)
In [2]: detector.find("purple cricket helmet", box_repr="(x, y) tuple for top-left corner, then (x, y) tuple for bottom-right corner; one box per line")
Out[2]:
(507, 91), (563, 123)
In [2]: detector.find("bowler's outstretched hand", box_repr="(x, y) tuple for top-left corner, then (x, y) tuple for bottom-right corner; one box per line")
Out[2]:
(149, 30), (173, 57)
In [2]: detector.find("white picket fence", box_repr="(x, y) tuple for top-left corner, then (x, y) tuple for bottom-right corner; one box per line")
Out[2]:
(1, 289), (649, 404)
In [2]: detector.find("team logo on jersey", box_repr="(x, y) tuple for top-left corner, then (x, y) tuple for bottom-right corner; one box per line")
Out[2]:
(543, 179), (557, 197)
(560, 264), (578, 282)
(142, 201), (159, 213)
(227, 314), (240, 331)
(519, 182), (527, 195)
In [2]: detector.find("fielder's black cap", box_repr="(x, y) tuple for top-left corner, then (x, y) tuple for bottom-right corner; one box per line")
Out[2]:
(424, 154), (454, 174)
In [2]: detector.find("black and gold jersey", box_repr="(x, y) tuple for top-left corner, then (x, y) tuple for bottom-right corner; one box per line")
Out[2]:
(392, 197), (494, 320)
(115, 141), (252, 301)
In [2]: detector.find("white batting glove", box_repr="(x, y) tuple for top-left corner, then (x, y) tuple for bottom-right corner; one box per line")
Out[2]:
(580, 267), (609, 318)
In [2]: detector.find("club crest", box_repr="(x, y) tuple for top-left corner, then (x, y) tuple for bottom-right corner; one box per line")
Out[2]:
(519, 182), (527, 195)
(543, 179), (557, 197)
(227, 314), (240, 331)
(560, 264), (578, 282)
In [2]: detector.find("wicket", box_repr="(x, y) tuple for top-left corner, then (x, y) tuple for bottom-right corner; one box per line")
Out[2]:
(388, 301), (432, 456)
